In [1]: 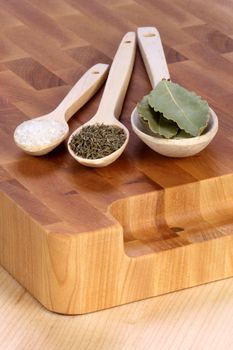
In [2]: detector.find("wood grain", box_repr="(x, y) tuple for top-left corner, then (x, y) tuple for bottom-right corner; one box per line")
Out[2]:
(0, 0), (233, 316)
(1, 266), (233, 350)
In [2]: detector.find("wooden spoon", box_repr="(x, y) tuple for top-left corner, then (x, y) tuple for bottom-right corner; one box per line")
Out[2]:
(14, 63), (109, 156)
(131, 27), (218, 157)
(67, 32), (136, 167)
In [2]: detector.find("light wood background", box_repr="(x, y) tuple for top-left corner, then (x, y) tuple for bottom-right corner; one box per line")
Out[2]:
(0, 0), (233, 347)
(1, 267), (233, 349)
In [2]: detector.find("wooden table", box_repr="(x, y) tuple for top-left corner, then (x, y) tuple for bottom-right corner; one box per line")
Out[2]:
(1, 267), (233, 349)
(0, 0), (233, 348)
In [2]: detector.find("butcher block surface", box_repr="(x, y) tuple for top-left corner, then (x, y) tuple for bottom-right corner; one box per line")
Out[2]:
(0, 0), (233, 315)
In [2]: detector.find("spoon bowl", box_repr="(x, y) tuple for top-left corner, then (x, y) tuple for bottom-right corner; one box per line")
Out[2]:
(131, 107), (218, 157)
(68, 32), (136, 167)
(68, 120), (129, 167)
(131, 27), (219, 157)
(14, 116), (69, 156)
(14, 63), (109, 156)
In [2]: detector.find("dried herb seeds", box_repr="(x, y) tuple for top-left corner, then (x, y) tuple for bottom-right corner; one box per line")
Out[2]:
(69, 123), (126, 160)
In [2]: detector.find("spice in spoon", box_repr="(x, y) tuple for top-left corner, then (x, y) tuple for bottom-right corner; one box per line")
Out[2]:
(137, 80), (210, 139)
(69, 123), (126, 159)
(14, 119), (68, 151)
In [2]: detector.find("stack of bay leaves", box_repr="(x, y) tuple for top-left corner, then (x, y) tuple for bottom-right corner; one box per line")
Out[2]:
(137, 80), (210, 139)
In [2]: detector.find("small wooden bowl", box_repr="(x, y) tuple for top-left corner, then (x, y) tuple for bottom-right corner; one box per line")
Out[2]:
(131, 108), (219, 158)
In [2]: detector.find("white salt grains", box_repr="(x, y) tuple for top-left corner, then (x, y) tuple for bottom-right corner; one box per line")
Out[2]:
(14, 119), (68, 151)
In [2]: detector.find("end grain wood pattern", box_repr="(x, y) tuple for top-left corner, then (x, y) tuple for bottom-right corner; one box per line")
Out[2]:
(0, 0), (233, 314)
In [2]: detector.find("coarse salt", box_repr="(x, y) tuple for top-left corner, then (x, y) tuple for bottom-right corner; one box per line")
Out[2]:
(14, 119), (68, 150)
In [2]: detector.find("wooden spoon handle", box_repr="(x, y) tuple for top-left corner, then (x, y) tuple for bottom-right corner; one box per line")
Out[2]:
(55, 63), (109, 122)
(96, 32), (136, 122)
(137, 27), (170, 89)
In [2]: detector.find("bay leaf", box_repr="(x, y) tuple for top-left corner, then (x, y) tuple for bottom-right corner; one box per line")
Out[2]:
(137, 96), (178, 138)
(173, 129), (192, 139)
(158, 115), (179, 139)
(148, 80), (210, 137)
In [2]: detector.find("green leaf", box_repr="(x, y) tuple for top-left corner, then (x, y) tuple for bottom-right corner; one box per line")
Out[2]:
(148, 80), (210, 137)
(173, 129), (192, 139)
(137, 96), (178, 138)
(137, 95), (160, 130)
(157, 115), (179, 139)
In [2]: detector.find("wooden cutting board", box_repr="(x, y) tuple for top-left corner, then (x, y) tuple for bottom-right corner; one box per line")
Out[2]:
(0, 0), (233, 315)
